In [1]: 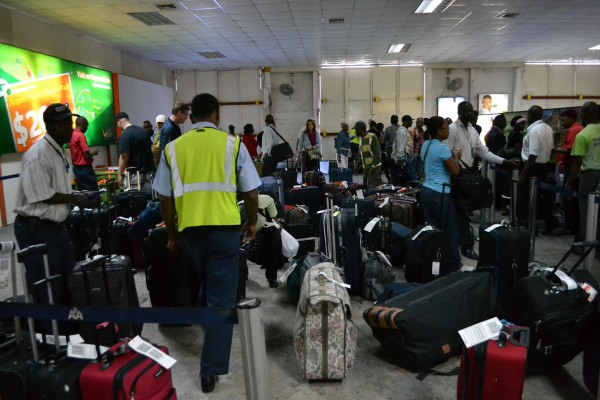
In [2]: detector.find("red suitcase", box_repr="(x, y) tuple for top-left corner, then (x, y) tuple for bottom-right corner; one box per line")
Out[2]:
(79, 340), (176, 400)
(457, 324), (529, 400)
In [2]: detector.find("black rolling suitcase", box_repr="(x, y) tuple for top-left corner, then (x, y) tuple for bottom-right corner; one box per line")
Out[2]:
(16, 244), (89, 400)
(68, 255), (142, 346)
(66, 205), (117, 261)
(509, 241), (599, 372)
(363, 272), (496, 373)
(477, 222), (529, 315)
(341, 197), (375, 229)
(143, 227), (198, 308)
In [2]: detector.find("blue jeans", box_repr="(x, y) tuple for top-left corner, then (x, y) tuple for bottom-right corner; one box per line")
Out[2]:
(420, 186), (461, 270)
(410, 156), (423, 181)
(181, 227), (239, 377)
(72, 164), (99, 192)
(13, 215), (76, 304)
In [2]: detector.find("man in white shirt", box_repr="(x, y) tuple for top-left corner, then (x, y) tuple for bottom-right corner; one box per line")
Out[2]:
(261, 114), (281, 176)
(446, 101), (517, 260)
(390, 115), (414, 185)
(14, 103), (98, 304)
(518, 105), (558, 233)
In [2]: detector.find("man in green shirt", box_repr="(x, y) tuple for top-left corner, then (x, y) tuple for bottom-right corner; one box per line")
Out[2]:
(566, 101), (600, 244)
(356, 120), (382, 190)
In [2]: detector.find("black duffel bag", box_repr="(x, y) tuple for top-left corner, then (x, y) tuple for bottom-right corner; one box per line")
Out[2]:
(452, 159), (493, 211)
(269, 127), (294, 162)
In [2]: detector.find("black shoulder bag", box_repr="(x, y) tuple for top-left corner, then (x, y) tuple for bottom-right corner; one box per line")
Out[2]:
(452, 159), (493, 212)
(269, 127), (294, 162)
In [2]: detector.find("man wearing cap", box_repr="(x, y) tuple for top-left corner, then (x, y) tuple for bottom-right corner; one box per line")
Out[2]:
(116, 111), (155, 190)
(355, 120), (382, 190)
(555, 109), (584, 238)
(159, 102), (190, 152)
(390, 115), (414, 185)
(69, 116), (100, 193)
(153, 114), (167, 143)
(14, 103), (98, 304)
(447, 101), (517, 261)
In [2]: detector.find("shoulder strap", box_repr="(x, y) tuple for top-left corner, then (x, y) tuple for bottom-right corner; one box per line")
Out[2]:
(420, 140), (432, 180)
(271, 126), (288, 143)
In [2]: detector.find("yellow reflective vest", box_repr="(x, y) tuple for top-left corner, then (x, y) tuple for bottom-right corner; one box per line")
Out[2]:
(165, 127), (241, 230)
(349, 128), (359, 144)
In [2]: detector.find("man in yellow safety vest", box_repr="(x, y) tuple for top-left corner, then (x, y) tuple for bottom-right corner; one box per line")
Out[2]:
(152, 93), (261, 394)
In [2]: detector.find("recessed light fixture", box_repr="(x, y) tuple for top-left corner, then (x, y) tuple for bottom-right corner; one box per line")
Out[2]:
(414, 0), (444, 13)
(589, 44), (600, 50)
(387, 44), (411, 53)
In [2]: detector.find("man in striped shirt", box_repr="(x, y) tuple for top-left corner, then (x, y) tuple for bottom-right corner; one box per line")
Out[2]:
(14, 103), (98, 304)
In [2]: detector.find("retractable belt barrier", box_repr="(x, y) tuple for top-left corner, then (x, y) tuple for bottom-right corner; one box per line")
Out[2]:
(0, 173), (20, 181)
(0, 302), (237, 325)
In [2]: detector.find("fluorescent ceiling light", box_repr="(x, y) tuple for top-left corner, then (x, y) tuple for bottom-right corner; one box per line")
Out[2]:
(415, 0), (444, 14)
(387, 44), (411, 53)
(526, 61), (600, 66)
(589, 44), (600, 50)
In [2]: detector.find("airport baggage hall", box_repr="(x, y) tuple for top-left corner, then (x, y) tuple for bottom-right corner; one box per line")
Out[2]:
(0, 1), (599, 399)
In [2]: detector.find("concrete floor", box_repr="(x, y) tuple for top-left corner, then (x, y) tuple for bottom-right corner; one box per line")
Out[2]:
(1, 208), (599, 399)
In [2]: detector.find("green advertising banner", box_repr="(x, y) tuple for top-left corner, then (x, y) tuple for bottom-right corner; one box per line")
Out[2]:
(0, 43), (116, 154)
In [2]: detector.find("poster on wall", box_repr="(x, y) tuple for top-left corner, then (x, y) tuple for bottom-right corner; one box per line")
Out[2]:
(437, 96), (466, 122)
(476, 93), (510, 140)
(0, 43), (115, 154)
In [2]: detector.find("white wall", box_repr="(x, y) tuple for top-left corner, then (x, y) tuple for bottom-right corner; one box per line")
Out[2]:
(0, 5), (174, 226)
(117, 74), (175, 128)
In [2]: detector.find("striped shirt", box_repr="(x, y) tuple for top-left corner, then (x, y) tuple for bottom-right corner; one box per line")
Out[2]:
(13, 135), (72, 222)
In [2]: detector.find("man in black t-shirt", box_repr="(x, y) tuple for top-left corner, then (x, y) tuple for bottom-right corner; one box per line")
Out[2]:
(116, 112), (155, 190)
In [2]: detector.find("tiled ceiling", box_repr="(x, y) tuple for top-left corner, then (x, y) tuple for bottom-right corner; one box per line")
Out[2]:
(2, 0), (600, 70)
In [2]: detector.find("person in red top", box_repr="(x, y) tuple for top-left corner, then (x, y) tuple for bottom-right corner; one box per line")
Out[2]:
(241, 123), (259, 159)
(554, 109), (584, 237)
(68, 116), (99, 192)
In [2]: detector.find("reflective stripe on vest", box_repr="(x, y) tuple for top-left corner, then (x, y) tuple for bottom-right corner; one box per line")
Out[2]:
(168, 131), (237, 198)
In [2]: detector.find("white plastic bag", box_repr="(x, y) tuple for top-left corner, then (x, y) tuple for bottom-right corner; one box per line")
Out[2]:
(281, 229), (300, 259)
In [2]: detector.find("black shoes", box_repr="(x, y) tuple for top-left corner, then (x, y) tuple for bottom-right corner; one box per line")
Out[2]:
(200, 375), (218, 393)
(461, 246), (479, 260)
(269, 280), (279, 288)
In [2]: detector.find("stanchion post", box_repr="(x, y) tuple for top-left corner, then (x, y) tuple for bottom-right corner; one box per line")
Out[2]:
(487, 164), (496, 223)
(237, 298), (271, 400)
(480, 160), (488, 223)
(528, 177), (538, 262)
(585, 192), (599, 271)
(511, 169), (519, 226)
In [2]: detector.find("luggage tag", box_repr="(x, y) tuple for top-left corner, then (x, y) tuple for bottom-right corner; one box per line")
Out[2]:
(378, 197), (390, 208)
(364, 217), (382, 233)
(68, 342), (110, 360)
(129, 336), (177, 369)
(484, 224), (504, 232)
(458, 317), (502, 348)
(318, 271), (351, 289)
(580, 282), (598, 303)
(279, 262), (297, 284)
(431, 262), (440, 276)
(412, 225), (433, 240)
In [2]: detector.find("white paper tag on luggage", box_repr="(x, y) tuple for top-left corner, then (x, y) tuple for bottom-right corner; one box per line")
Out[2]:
(484, 224), (504, 232)
(318, 272), (351, 289)
(580, 282), (598, 303)
(364, 217), (381, 233)
(412, 225), (433, 240)
(317, 210), (327, 214)
(279, 262), (297, 284)
(378, 197), (390, 208)
(458, 317), (502, 348)
(553, 270), (578, 290)
(431, 261), (440, 276)
(68, 342), (109, 359)
(129, 336), (176, 369)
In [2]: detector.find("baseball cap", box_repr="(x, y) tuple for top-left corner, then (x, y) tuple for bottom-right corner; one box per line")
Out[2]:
(43, 103), (79, 124)
(155, 114), (167, 123)
(354, 120), (366, 130)
(115, 112), (129, 122)
(402, 115), (414, 122)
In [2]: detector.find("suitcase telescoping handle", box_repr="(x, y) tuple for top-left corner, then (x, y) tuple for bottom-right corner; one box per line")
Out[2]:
(551, 240), (599, 275)
(17, 244), (62, 361)
(497, 324), (530, 348)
